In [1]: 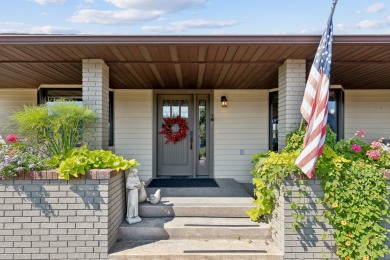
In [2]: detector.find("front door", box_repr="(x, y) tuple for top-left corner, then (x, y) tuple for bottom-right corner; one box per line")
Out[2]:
(157, 94), (210, 177)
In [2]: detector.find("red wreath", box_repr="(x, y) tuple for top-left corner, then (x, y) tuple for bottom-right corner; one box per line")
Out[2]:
(160, 116), (189, 144)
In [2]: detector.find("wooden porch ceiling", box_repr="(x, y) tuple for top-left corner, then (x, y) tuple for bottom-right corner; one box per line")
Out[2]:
(0, 35), (390, 89)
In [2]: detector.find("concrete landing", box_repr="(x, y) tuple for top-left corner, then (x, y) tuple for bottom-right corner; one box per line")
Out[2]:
(109, 239), (283, 260)
(145, 178), (252, 197)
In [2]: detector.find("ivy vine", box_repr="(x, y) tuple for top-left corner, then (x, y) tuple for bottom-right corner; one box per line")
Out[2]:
(248, 126), (390, 259)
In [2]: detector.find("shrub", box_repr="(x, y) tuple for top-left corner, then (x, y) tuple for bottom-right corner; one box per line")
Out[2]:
(7, 100), (95, 157)
(248, 126), (390, 259)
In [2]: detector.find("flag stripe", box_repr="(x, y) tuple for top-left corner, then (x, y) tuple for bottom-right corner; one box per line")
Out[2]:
(295, 11), (334, 178)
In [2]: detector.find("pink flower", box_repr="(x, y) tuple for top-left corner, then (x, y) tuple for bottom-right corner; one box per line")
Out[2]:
(5, 134), (18, 143)
(351, 144), (362, 153)
(355, 130), (365, 137)
(366, 150), (381, 160)
(371, 141), (382, 149)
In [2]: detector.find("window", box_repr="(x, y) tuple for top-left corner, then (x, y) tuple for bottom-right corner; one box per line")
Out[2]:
(38, 88), (115, 146)
(109, 91), (114, 146)
(327, 89), (344, 140)
(269, 89), (344, 151)
(269, 92), (278, 151)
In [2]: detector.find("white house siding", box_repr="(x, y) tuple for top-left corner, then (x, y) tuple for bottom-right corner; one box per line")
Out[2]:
(214, 90), (269, 183)
(345, 90), (390, 143)
(114, 90), (153, 180)
(0, 89), (37, 144)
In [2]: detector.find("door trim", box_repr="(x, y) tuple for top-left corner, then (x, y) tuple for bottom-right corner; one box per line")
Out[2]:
(152, 90), (214, 179)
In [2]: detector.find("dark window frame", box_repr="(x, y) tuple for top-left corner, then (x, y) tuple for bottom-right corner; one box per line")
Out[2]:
(269, 91), (278, 151)
(329, 89), (344, 140)
(109, 91), (114, 146)
(269, 89), (344, 151)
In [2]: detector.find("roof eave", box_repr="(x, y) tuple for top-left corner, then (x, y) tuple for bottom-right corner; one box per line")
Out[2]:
(1, 34), (390, 45)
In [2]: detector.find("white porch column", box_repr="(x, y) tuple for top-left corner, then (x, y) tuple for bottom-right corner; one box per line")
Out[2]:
(82, 59), (109, 150)
(278, 59), (306, 151)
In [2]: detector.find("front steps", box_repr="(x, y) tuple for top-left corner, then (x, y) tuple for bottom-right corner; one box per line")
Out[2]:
(110, 239), (283, 260)
(109, 178), (283, 260)
(138, 196), (254, 217)
(118, 217), (271, 240)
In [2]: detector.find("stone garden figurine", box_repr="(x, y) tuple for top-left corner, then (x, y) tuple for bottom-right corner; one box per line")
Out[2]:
(138, 181), (147, 203)
(126, 168), (142, 225)
(147, 189), (162, 204)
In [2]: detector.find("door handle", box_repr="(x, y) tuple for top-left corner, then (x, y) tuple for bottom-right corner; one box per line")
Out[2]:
(190, 131), (193, 150)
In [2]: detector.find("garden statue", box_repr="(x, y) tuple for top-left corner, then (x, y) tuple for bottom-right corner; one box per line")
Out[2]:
(147, 189), (162, 204)
(126, 168), (142, 225)
(138, 181), (147, 203)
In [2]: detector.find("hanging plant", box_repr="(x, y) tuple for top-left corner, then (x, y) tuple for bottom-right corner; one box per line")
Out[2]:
(160, 116), (189, 144)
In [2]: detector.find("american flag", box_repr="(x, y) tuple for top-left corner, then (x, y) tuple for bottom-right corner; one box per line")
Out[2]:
(295, 9), (335, 178)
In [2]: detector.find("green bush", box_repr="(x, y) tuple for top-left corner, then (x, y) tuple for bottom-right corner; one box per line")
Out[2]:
(248, 126), (390, 259)
(7, 100), (95, 157)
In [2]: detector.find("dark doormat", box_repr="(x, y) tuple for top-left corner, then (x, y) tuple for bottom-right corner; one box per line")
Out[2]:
(147, 178), (219, 188)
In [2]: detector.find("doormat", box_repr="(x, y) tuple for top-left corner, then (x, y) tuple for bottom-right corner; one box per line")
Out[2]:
(147, 178), (219, 188)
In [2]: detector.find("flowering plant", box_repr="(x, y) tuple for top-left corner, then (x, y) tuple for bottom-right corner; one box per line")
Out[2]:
(333, 132), (390, 169)
(5, 134), (18, 143)
(0, 141), (51, 179)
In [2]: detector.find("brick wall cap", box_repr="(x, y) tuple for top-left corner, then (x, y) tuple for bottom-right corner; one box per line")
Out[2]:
(0, 169), (123, 181)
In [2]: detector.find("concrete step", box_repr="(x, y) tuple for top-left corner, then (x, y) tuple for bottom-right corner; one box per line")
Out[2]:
(118, 217), (271, 241)
(109, 239), (283, 260)
(139, 197), (254, 218)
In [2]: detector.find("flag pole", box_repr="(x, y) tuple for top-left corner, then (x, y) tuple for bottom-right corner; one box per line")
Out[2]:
(330, 0), (338, 19)
(298, 0), (338, 133)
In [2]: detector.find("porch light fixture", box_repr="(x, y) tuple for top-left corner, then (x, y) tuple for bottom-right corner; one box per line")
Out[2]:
(221, 96), (228, 107)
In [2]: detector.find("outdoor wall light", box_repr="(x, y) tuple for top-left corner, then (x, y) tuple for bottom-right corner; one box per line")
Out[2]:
(221, 96), (228, 107)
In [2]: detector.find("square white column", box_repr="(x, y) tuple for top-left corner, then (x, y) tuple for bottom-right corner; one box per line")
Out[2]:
(278, 59), (306, 151)
(82, 59), (110, 150)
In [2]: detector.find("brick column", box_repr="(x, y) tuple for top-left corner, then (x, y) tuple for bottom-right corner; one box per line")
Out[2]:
(278, 59), (306, 151)
(82, 59), (109, 150)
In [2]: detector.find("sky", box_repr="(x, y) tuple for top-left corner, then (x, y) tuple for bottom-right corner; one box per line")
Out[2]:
(0, 0), (390, 35)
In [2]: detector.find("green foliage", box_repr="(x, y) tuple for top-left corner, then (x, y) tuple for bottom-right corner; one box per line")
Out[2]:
(248, 125), (336, 221)
(55, 146), (140, 180)
(8, 100), (95, 157)
(317, 154), (390, 259)
(248, 125), (390, 259)
(284, 125), (336, 153)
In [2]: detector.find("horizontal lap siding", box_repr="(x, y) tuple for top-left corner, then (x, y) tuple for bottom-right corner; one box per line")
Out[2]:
(214, 90), (268, 183)
(114, 90), (153, 181)
(0, 89), (37, 144)
(345, 90), (390, 143)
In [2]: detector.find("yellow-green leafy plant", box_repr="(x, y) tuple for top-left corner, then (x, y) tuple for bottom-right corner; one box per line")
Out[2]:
(55, 145), (140, 180)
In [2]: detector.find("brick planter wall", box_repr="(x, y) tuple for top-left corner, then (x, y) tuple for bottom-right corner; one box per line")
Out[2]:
(272, 178), (390, 260)
(0, 169), (126, 260)
(272, 178), (337, 260)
